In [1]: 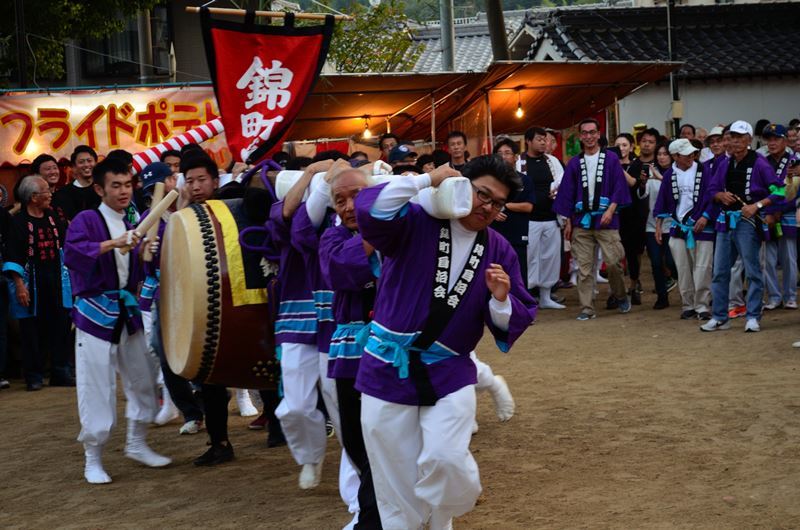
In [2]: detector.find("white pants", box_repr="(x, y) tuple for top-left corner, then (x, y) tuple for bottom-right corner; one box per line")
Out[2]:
(318, 353), (360, 515)
(275, 343), (326, 465)
(527, 220), (561, 289)
(669, 238), (713, 313)
(470, 351), (495, 391)
(361, 386), (481, 530)
(76, 328), (158, 447)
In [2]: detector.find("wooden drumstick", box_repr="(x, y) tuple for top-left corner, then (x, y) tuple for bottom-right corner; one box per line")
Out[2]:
(119, 189), (179, 255)
(142, 182), (165, 262)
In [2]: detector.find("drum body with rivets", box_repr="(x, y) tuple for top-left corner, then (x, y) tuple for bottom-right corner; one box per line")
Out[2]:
(161, 198), (278, 389)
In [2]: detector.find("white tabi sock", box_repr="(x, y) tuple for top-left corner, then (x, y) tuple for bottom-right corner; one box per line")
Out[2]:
(84, 444), (112, 484)
(538, 287), (566, 310)
(124, 420), (172, 468)
(236, 388), (259, 417)
(489, 375), (515, 422)
(299, 460), (324, 489)
(154, 386), (180, 425)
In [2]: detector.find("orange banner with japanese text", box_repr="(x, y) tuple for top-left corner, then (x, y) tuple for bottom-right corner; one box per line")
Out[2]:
(0, 86), (231, 167)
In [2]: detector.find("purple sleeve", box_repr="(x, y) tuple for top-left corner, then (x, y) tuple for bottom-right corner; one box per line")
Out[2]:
(553, 159), (578, 217)
(756, 158), (785, 206)
(653, 172), (672, 218)
(268, 200), (290, 247)
(290, 203), (320, 255)
(64, 211), (102, 275)
(483, 237), (537, 352)
(355, 183), (418, 258)
(707, 157), (728, 197)
(319, 227), (375, 292)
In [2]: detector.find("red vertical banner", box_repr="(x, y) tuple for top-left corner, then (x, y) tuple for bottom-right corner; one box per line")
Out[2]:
(201, 9), (334, 164)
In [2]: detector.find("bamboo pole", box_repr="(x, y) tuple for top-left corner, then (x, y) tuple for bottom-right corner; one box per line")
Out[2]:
(185, 6), (352, 21)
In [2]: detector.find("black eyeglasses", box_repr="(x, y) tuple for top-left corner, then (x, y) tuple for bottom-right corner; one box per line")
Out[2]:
(471, 184), (507, 211)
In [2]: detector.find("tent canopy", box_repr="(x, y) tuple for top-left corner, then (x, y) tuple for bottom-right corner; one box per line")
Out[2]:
(289, 60), (680, 142)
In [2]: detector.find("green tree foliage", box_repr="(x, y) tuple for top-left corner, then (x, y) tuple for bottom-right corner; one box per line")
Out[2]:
(0, 0), (162, 83)
(324, 0), (424, 73)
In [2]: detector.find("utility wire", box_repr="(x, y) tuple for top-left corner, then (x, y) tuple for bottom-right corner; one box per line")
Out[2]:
(26, 32), (212, 81)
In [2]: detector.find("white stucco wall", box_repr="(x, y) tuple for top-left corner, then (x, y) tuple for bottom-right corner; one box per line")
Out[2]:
(618, 78), (800, 136)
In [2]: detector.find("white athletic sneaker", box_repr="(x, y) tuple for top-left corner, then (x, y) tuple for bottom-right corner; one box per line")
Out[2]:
(700, 318), (731, 332)
(763, 301), (780, 311)
(792, 340), (800, 348)
(744, 318), (761, 333)
(785, 301), (798, 310)
(490, 375), (515, 422)
(179, 419), (203, 435)
(299, 461), (324, 489)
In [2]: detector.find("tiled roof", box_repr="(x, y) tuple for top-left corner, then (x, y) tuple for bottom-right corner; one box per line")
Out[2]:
(410, 11), (527, 72)
(525, 2), (800, 80)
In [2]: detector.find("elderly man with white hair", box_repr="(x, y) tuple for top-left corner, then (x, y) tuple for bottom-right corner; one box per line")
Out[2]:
(653, 139), (716, 320)
(701, 120), (786, 333)
(4, 175), (73, 390)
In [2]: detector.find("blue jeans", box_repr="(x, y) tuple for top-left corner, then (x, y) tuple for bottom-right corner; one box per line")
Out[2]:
(764, 236), (798, 304)
(711, 222), (764, 321)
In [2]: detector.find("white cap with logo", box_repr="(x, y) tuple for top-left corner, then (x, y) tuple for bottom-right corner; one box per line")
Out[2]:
(729, 120), (753, 136)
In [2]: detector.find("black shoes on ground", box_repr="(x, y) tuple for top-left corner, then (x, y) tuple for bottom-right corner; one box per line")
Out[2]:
(194, 442), (235, 466)
(50, 376), (76, 387)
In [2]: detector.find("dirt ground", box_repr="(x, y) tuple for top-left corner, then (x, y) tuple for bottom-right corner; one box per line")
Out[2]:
(2, 282), (800, 529)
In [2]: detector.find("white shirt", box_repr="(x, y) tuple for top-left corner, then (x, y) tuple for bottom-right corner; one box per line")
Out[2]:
(372, 174), (512, 331)
(674, 161), (698, 221)
(98, 202), (130, 288)
(584, 152), (600, 204)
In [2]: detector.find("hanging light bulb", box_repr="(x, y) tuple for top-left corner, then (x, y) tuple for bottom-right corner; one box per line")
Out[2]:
(515, 90), (524, 119)
(362, 117), (372, 139)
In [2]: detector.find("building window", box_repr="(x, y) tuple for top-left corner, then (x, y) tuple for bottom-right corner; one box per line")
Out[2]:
(81, 8), (171, 80)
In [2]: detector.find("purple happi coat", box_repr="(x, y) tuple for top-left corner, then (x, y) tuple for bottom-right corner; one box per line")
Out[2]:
(652, 163), (716, 243)
(706, 151), (785, 233)
(354, 183), (537, 406)
(553, 149), (630, 230)
(138, 210), (167, 313)
(319, 224), (377, 379)
(64, 208), (144, 341)
(268, 201), (317, 346)
(291, 204), (336, 354)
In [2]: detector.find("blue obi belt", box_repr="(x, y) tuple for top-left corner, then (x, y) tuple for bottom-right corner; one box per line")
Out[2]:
(357, 321), (458, 379)
(574, 197), (610, 228)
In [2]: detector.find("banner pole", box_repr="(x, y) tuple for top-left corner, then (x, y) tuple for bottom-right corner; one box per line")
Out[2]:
(186, 6), (353, 21)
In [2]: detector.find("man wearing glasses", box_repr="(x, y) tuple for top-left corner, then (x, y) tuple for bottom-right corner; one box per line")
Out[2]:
(353, 156), (536, 529)
(554, 118), (632, 320)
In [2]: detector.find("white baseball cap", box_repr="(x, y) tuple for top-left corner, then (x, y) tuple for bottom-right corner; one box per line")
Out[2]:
(669, 138), (699, 156)
(729, 120), (753, 136)
(707, 126), (725, 138)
